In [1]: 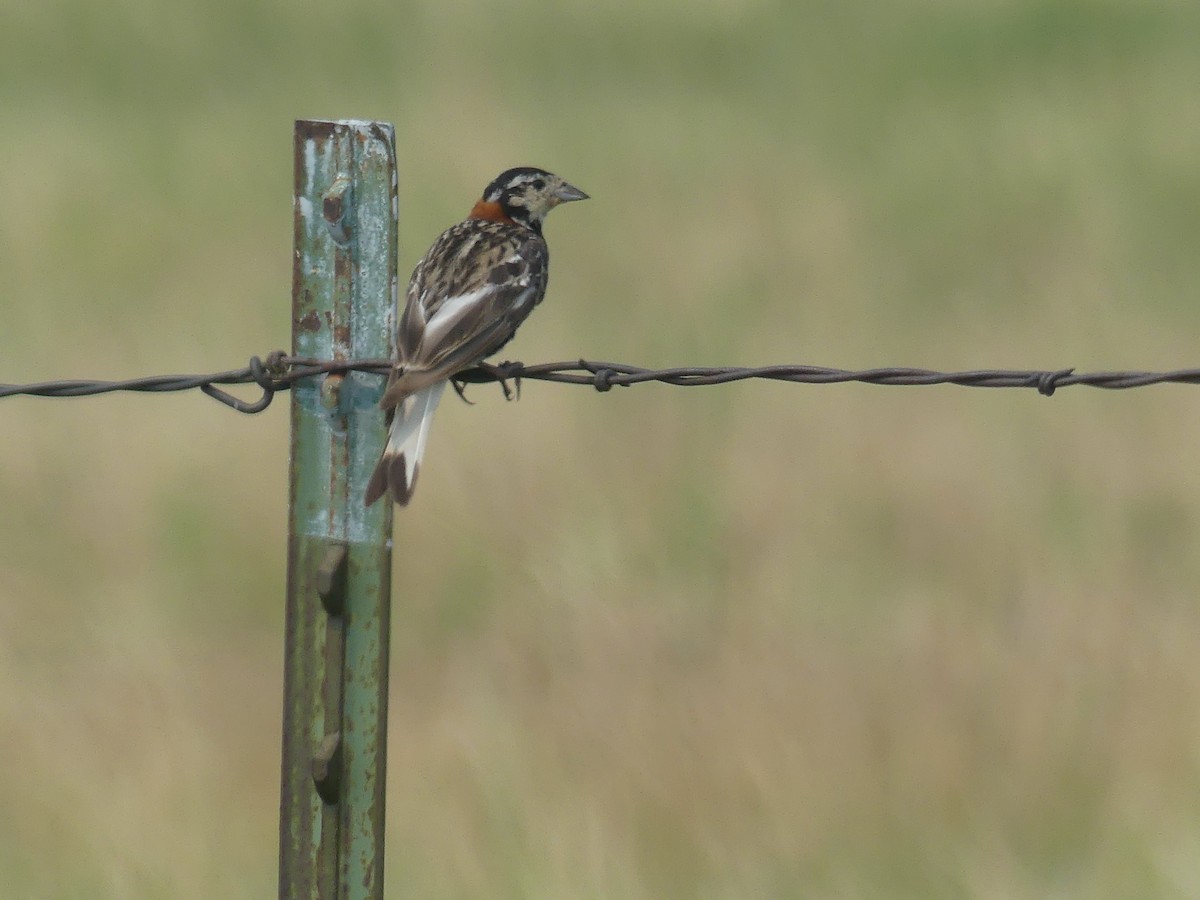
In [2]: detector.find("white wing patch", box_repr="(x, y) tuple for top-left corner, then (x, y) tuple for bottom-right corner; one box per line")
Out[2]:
(422, 284), (499, 346)
(509, 285), (537, 312)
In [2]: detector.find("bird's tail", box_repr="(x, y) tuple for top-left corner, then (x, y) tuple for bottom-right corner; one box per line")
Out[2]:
(364, 381), (447, 506)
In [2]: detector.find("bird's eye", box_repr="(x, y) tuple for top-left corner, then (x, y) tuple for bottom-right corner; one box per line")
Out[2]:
(531, 178), (545, 191)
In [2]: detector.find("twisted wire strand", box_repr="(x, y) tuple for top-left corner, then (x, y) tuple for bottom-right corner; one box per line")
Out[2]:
(3, 352), (1199, 414)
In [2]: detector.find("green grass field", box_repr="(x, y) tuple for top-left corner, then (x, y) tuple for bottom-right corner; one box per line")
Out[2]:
(3, 1), (1200, 896)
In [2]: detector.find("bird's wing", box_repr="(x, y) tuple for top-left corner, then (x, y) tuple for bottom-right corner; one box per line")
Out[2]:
(398, 220), (548, 379)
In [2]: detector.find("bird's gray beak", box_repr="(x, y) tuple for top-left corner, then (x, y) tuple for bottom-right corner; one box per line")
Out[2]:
(554, 182), (589, 203)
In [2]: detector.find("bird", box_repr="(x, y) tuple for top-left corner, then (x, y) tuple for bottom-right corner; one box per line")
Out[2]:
(364, 167), (589, 507)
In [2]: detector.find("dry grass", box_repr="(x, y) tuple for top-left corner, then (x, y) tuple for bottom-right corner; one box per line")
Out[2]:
(2, 0), (1200, 896)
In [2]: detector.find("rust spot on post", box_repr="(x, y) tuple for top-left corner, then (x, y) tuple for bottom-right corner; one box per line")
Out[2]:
(298, 310), (322, 333)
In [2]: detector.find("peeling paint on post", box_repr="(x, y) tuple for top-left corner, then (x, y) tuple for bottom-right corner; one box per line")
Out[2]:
(280, 119), (397, 900)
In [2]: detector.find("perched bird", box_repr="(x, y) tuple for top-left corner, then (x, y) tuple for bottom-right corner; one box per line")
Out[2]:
(364, 167), (589, 507)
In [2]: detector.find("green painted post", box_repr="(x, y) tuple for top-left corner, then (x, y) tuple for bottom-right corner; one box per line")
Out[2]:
(280, 119), (397, 899)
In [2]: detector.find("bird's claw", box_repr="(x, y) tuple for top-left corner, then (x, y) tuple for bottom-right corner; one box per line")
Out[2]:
(477, 361), (522, 402)
(450, 377), (476, 405)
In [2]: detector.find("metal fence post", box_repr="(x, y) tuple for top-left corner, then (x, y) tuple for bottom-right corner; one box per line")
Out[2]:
(280, 119), (397, 899)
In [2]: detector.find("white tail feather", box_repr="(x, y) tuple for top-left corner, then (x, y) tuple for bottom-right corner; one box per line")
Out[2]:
(411, 383), (446, 474)
(386, 381), (446, 492)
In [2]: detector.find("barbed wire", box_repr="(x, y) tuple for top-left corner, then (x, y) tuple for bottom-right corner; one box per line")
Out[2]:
(2, 351), (1199, 414)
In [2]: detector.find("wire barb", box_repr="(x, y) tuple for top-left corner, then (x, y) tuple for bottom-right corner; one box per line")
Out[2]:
(579, 360), (620, 393)
(3, 355), (1200, 412)
(1035, 368), (1075, 397)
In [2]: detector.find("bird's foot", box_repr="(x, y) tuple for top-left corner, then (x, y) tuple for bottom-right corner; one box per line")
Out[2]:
(449, 377), (476, 406)
(477, 361), (522, 402)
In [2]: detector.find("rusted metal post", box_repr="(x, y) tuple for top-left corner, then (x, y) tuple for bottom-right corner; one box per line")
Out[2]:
(280, 119), (397, 899)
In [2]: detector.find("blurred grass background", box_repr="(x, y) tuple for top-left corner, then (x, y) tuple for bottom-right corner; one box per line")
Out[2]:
(2, 0), (1200, 896)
